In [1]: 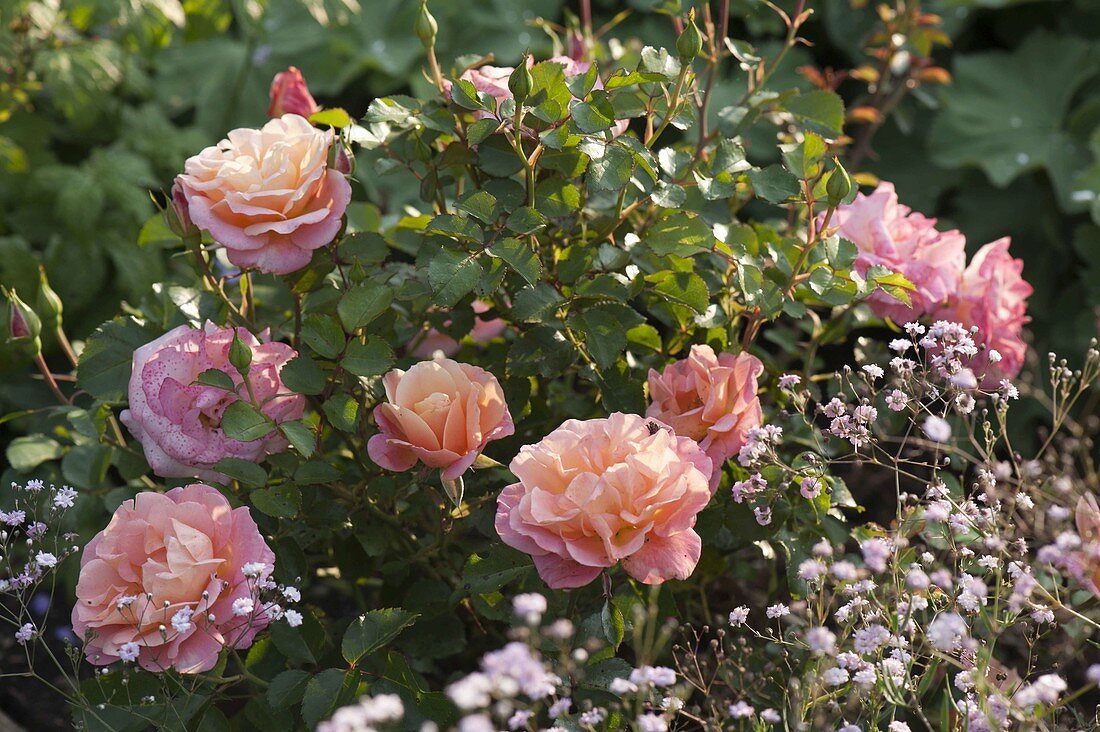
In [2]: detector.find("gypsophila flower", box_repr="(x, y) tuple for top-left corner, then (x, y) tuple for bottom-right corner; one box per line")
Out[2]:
(728, 701), (754, 718)
(282, 586), (300, 602)
(927, 612), (967, 651)
(885, 389), (908, 411)
(778, 374), (801, 389)
(118, 641), (140, 663)
(1030, 606), (1054, 624)
(512, 592), (547, 623)
(862, 364), (884, 380)
(754, 506), (772, 526)
(889, 339), (911, 352)
(887, 723), (911, 732)
(53, 486), (77, 508)
(824, 667), (849, 686)
(1087, 664), (1100, 685)
(458, 714), (494, 732)
(25, 479), (44, 491)
(922, 415), (952, 443)
(34, 551), (57, 568)
(609, 677), (638, 695)
(116, 595), (137, 610)
(766, 603), (790, 619)
(508, 710), (534, 731)
(578, 708), (606, 726)
(805, 626), (836, 655)
(171, 607), (193, 634)
(548, 698), (572, 718)
(761, 708), (780, 723)
(242, 562), (267, 577)
(860, 538), (891, 573)
(630, 666), (676, 687)
(729, 606), (750, 627)
(800, 476), (822, 499)
(284, 609), (303, 627)
(14, 623), (34, 645)
(636, 713), (668, 732)
(232, 597), (254, 617)
(1, 510), (25, 526)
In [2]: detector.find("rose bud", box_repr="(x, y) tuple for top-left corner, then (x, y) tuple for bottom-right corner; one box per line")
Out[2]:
(268, 66), (320, 119)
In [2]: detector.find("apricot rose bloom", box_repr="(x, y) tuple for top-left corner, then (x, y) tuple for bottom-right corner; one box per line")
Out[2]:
(177, 114), (351, 275)
(268, 66), (319, 119)
(72, 484), (275, 673)
(831, 181), (965, 323)
(646, 345), (763, 485)
(367, 358), (514, 480)
(120, 322), (305, 482)
(937, 238), (1032, 386)
(495, 413), (713, 589)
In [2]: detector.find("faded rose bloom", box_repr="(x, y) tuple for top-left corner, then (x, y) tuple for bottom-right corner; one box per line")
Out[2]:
(268, 66), (320, 119)
(177, 114), (351, 275)
(1068, 493), (1100, 596)
(936, 238), (1031, 386)
(496, 413), (713, 589)
(72, 484), (275, 673)
(830, 182), (966, 323)
(411, 301), (507, 358)
(448, 57), (628, 136)
(646, 345), (763, 486)
(120, 323), (305, 482)
(367, 358), (513, 480)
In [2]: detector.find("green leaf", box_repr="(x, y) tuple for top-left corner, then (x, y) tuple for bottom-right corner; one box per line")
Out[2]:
(601, 600), (625, 650)
(301, 315), (346, 360)
(466, 118), (500, 145)
(61, 444), (112, 487)
(505, 206), (546, 235)
(462, 546), (532, 594)
(511, 283), (564, 322)
(572, 97), (615, 133)
(195, 368), (236, 391)
(928, 31), (1099, 208)
(266, 670), (311, 711)
(781, 132), (827, 179)
(586, 144), (634, 192)
(342, 337), (395, 377)
(506, 325), (574, 377)
(535, 178), (581, 218)
(251, 484), (302, 518)
(280, 354), (326, 395)
(220, 401), (275, 442)
(76, 317), (152, 402)
(7, 435), (63, 472)
(454, 190), (498, 223)
(308, 108), (353, 128)
(301, 669), (355, 729)
(428, 249), (480, 307)
(341, 608), (419, 665)
(337, 283), (393, 332)
(784, 90), (845, 137)
(279, 420), (316, 458)
(213, 458), (267, 486)
(747, 165), (801, 203)
(644, 212), (715, 256)
(450, 78), (486, 110)
(323, 394), (360, 432)
(646, 270), (710, 313)
(568, 302), (644, 369)
(527, 61), (572, 123)
(489, 237), (542, 285)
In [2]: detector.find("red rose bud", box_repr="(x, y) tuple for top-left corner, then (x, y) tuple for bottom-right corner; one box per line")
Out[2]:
(268, 66), (320, 119)
(166, 177), (198, 239)
(4, 286), (41, 354)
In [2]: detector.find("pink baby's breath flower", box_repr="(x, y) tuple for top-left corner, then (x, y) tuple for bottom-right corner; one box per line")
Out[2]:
(800, 476), (822, 499)
(766, 603), (790, 619)
(729, 606), (750, 627)
(778, 373), (801, 388)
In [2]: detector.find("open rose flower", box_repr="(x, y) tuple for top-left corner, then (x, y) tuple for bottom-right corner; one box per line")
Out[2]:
(120, 322), (305, 482)
(268, 66), (319, 119)
(72, 483), (275, 673)
(448, 56), (628, 136)
(936, 238), (1031, 386)
(496, 413), (713, 589)
(367, 358), (513, 480)
(177, 114), (351, 275)
(830, 182), (965, 323)
(647, 345), (763, 485)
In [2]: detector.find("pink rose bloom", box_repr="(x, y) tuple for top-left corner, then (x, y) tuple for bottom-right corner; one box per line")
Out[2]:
(177, 114), (352, 275)
(120, 322), (305, 482)
(268, 66), (319, 119)
(448, 57), (628, 136)
(72, 483), (275, 673)
(936, 238), (1032, 387)
(831, 182), (965, 323)
(411, 301), (507, 358)
(496, 413), (713, 589)
(367, 358), (513, 480)
(646, 345), (763, 485)
(1069, 493), (1100, 596)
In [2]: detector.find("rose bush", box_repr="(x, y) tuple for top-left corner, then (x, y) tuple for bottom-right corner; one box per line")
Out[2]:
(2, 1), (1099, 731)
